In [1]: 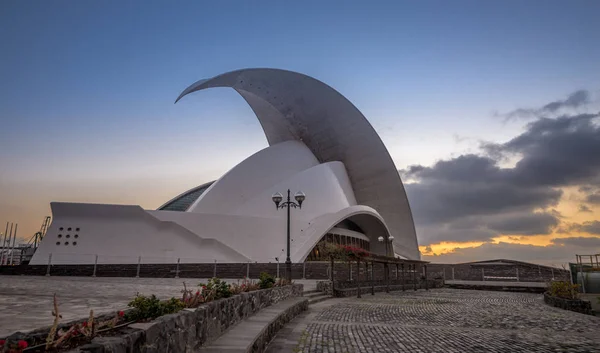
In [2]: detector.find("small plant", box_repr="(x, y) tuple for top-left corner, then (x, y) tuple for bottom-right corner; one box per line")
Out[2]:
(230, 277), (259, 294)
(182, 282), (206, 307)
(0, 339), (29, 353)
(258, 272), (276, 289)
(199, 278), (232, 300)
(46, 293), (62, 349)
(274, 277), (292, 287)
(548, 280), (580, 299)
(127, 294), (184, 321)
(341, 245), (369, 260)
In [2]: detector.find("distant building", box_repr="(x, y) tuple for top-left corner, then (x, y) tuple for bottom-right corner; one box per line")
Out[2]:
(31, 69), (420, 265)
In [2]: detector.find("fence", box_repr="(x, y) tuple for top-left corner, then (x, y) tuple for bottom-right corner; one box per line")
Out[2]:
(426, 263), (570, 283)
(0, 253), (569, 284)
(0, 253), (426, 281)
(0, 253), (334, 279)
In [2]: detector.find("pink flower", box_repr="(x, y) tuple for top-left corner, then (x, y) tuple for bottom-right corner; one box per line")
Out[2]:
(0, 339), (5, 346)
(118, 311), (125, 318)
(82, 321), (88, 327)
(195, 290), (200, 296)
(18, 340), (28, 349)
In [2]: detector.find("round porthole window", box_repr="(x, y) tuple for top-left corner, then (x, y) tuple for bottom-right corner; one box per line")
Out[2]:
(64, 242), (69, 245)
(59, 227), (64, 231)
(73, 241), (77, 246)
(74, 234), (79, 238)
(56, 242), (60, 245)
(58, 234), (62, 238)
(68, 227), (72, 231)
(76, 227), (80, 231)
(66, 234), (70, 238)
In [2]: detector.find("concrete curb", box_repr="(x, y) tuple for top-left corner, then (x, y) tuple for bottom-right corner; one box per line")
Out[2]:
(250, 298), (309, 353)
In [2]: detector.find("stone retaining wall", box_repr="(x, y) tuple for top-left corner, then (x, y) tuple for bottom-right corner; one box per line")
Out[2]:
(426, 263), (570, 283)
(316, 281), (333, 295)
(77, 284), (303, 352)
(446, 283), (547, 293)
(315, 278), (444, 298)
(332, 279), (444, 297)
(543, 292), (593, 315)
(6, 284), (303, 352)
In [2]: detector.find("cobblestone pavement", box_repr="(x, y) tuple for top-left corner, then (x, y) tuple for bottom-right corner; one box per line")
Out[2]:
(266, 288), (600, 353)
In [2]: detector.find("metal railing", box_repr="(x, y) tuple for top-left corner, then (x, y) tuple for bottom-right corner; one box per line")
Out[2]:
(0, 252), (309, 279)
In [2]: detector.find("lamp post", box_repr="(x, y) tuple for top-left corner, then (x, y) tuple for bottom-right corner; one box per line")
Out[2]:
(377, 235), (394, 257)
(272, 189), (306, 282)
(378, 235), (394, 293)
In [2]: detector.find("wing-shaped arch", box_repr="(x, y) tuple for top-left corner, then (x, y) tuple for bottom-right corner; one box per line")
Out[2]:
(176, 68), (420, 259)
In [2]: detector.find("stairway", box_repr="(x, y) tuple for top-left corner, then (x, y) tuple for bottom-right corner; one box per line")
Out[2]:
(303, 289), (331, 304)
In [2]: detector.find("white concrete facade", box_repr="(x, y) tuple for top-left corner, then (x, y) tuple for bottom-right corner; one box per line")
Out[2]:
(30, 69), (419, 265)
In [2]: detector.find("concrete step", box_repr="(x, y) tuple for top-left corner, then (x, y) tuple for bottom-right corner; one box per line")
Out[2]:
(304, 291), (325, 299)
(308, 294), (331, 305)
(198, 297), (308, 353)
(302, 289), (321, 295)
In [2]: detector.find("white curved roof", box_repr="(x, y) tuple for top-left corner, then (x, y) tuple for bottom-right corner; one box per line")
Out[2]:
(176, 68), (420, 260)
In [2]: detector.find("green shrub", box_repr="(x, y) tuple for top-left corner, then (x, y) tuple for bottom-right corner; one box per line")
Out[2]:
(548, 281), (580, 299)
(199, 278), (232, 300)
(258, 272), (276, 289)
(127, 294), (184, 321)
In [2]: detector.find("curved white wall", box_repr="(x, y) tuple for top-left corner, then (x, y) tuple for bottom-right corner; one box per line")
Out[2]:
(152, 144), (362, 262)
(34, 140), (397, 264)
(30, 203), (249, 265)
(189, 140), (319, 214)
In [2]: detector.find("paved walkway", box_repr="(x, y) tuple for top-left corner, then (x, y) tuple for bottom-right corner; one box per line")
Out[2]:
(0, 276), (318, 337)
(266, 288), (600, 352)
(200, 297), (307, 352)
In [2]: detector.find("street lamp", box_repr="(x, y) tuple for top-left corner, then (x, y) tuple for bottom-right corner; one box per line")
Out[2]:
(378, 235), (394, 257)
(378, 235), (394, 293)
(272, 189), (306, 281)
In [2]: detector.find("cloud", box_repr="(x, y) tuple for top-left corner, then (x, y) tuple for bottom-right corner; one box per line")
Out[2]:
(485, 212), (559, 235)
(585, 191), (600, 204)
(499, 89), (591, 120)
(578, 204), (592, 213)
(484, 113), (600, 187)
(404, 94), (600, 247)
(415, 223), (497, 244)
(552, 236), (600, 247)
(570, 221), (600, 235)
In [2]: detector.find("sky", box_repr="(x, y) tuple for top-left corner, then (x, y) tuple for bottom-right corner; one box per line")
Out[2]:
(1, 1), (599, 266)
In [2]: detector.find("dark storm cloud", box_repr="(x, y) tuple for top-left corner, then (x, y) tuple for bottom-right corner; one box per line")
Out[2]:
(578, 204), (593, 213)
(404, 179), (561, 226)
(500, 90), (591, 120)
(484, 113), (600, 187)
(570, 221), (600, 235)
(552, 236), (600, 247)
(485, 212), (559, 235)
(585, 191), (600, 204)
(403, 99), (600, 245)
(417, 223), (498, 244)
